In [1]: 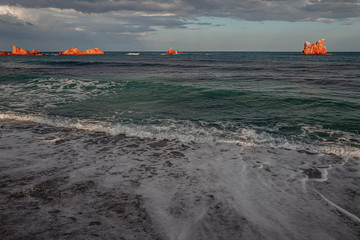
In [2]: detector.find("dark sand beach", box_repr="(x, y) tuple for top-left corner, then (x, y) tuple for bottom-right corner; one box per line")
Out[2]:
(1, 119), (359, 240)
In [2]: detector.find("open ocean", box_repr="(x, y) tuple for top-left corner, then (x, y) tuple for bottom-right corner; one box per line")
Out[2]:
(1, 52), (359, 239)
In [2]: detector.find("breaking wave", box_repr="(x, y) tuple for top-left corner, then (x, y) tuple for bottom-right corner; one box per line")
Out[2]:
(1, 112), (359, 159)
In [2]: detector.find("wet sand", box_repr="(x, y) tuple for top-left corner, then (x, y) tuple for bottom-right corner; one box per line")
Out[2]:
(1, 120), (359, 240)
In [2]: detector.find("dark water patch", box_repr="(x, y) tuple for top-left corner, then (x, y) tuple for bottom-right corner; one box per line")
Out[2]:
(302, 168), (322, 178)
(41, 60), (166, 68)
(9, 177), (68, 201)
(0, 74), (42, 83)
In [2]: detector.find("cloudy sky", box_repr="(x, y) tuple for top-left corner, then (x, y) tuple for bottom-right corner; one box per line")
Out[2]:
(1, 0), (359, 51)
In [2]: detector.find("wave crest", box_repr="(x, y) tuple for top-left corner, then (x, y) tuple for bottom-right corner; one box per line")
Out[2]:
(1, 112), (359, 159)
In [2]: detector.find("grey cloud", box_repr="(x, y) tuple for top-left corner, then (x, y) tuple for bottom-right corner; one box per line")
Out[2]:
(0, 6), (148, 50)
(0, 15), (144, 51)
(302, 2), (360, 19)
(1, 0), (359, 51)
(2, 0), (360, 22)
(0, 14), (26, 26)
(1, 1), (180, 13)
(120, 16), (191, 29)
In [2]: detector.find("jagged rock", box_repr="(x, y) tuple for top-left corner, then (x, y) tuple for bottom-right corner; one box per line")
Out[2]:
(0, 45), (45, 55)
(301, 39), (328, 55)
(58, 47), (107, 55)
(12, 45), (30, 55)
(83, 48), (107, 55)
(165, 48), (183, 55)
(29, 49), (45, 55)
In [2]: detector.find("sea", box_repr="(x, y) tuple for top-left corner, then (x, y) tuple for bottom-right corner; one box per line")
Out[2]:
(0, 52), (359, 239)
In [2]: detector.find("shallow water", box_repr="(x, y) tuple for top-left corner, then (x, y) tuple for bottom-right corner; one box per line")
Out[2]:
(0, 120), (359, 239)
(1, 52), (359, 158)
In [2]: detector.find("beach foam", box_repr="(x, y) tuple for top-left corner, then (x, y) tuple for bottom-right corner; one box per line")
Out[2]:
(1, 111), (359, 159)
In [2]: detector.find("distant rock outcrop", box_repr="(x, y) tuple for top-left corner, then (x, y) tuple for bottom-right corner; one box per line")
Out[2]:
(58, 47), (107, 55)
(29, 49), (45, 55)
(0, 45), (45, 55)
(301, 39), (328, 55)
(165, 48), (183, 55)
(12, 45), (30, 55)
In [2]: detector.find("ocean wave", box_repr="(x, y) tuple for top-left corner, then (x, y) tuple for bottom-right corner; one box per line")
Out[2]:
(41, 60), (165, 68)
(0, 77), (122, 109)
(1, 112), (359, 159)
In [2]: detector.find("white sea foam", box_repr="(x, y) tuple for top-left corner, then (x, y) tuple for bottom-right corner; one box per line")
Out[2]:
(1, 113), (359, 239)
(314, 190), (360, 224)
(138, 142), (358, 240)
(1, 111), (359, 159)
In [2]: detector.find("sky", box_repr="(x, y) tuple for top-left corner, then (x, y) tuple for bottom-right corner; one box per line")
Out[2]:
(0, 0), (360, 52)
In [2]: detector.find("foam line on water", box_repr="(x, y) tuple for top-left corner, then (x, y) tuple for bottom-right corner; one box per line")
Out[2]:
(300, 176), (309, 193)
(314, 190), (360, 224)
(1, 111), (360, 159)
(313, 167), (329, 182)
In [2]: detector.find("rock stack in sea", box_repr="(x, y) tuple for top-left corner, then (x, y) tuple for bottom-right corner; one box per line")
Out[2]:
(301, 39), (328, 55)
(58, 47), (107, 55)
(0, 45), (45, 55)
(165, 48), (183, 55)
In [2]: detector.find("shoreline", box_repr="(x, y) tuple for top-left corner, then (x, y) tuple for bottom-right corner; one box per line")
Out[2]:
(1, 119), (359, 239)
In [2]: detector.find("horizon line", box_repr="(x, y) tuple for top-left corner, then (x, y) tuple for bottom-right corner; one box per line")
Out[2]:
(1, 50), (360, 53)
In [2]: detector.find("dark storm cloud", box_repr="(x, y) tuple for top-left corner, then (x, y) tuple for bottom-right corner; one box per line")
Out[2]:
(302, 1), (360, 19)
(0, 13), (26, 26)
(2, 0), (360, 21)
(1, 1), (359, 51)
(0, 0), (181, 13)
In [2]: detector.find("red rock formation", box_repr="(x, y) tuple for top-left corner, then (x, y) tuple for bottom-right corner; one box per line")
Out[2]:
(165, 48), (183, 55)
(29, 49), (45, 55)
(58, 47), (107, 55)
(83, 48), (108, 55)
(0, 45), (45, 55)
(12, 45), (30, 55)
(58, 47), (81, 55)
(301, 39), (328, 55)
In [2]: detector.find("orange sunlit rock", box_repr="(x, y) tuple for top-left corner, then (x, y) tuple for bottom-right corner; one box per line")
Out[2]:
(301, 39), (328, 55)
(58, 47), (107, 55)
(12, 45), (30, 55)
(0, 46), (45, 55)
(29, 49), (45, 55)
(165, 48), (183, 55)
(83, 48), (107, 55)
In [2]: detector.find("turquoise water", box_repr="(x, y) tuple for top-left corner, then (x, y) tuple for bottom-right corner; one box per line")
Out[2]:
(0, 52), (359, 157)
